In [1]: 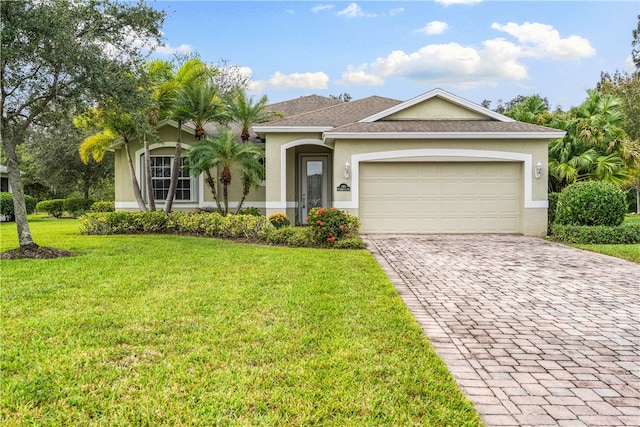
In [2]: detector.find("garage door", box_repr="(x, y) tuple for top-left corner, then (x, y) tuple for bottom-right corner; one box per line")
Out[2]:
(359, 162), (521, 233)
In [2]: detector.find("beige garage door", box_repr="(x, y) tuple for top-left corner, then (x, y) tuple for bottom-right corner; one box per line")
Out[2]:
(359, 162), (521, 233)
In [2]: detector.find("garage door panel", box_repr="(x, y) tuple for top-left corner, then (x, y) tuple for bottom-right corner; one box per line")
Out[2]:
(360, 162), (521, 233)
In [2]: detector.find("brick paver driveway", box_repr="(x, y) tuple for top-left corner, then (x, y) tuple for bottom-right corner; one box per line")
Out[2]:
(365, 235), (639, 427)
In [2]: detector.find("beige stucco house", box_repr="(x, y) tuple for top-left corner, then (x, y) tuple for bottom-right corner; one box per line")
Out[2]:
(114, 88), (564, 236)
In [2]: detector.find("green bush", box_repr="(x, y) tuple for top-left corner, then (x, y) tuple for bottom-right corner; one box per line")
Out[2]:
(332, 236), (365, 249)
(90, 201), (115, 212)
(80, 211), (273, 241)
(36, 199), (65, 217)
(266, 226), (316, 247)
(64, 198), (95, 214)
(237, 207), (261, 216)
(0, 193), (37, 220)
(25, 195), (37, 214)
(1, 192), (14, 219)
(551, 222), (640, 244)
(268, 212), (291, 229)
(555, 181), (626, 226)
(547, 192), (559, 234)
(306, 207), (360, 246)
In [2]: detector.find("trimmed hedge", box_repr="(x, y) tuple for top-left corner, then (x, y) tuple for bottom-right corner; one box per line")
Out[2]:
(551, 222), (640, 244)
(36, 199), (65, 217)
(79, 210), (364, 249)
(1, 192), (37, 220)
(64, 198), (95, 214)
(555, 181), (626, 227)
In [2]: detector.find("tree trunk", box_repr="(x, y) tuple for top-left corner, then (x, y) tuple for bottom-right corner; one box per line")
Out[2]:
(123, 139), (147, 212)
(164, 121), (182, 214)
(143, 134), (156, 211)
(205, 169), (222, 212)
(235, 179), (250, 214)
(2, 135), (36, 248)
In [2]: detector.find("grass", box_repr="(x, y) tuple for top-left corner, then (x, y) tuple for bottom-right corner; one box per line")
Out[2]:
(570, 215), (640, 263)
(1, 217), (482, 426)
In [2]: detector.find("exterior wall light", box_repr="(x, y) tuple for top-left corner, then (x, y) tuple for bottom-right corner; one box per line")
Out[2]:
(344, 161), (351, 179)
(535, 161), (543, 179)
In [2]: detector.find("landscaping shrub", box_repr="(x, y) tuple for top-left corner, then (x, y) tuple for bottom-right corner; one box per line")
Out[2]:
(81, 211), (273, 241)
(307, 207), (360, 246)
(25, 195), (37, 214)
(268, 212), (291, 229)
(79, 210), (361, 249)
(266, 226), (316, 247)
(1, 193), (37, 220)
(555, 181), (626, 226)
(237, 207), (261, 216)
(90, 201), (115, 212)
(64, 198), (95, 215)
(551, 221), (640, 244)
(547, 192), (559, 234)
(36, 199), (65, 218)
(0, 192), (14, 220)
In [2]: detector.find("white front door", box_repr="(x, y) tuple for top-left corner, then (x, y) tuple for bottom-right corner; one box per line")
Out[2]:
(300, 155), (329, 224)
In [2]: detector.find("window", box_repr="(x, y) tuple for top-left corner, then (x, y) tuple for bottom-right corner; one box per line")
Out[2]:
(150, 156), (192, 201)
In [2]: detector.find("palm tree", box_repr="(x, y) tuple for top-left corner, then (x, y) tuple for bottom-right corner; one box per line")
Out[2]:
(172, 80), (226, 210)
(548, 90), (638, 192)
(76, 108), (148, 211)
(224, 88), (282, 142)
(505, 95), (551, 126)
(186, 127), (264, 215)
(147, 58), (212, 213)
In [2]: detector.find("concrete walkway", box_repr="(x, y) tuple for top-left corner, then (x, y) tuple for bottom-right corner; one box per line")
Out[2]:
(365, 235), (640, 427)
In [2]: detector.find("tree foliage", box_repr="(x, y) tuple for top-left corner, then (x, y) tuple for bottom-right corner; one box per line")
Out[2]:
(0, 0), (164, 249)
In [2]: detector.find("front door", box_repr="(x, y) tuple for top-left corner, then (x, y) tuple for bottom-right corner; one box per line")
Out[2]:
(300, 155), (329, 224)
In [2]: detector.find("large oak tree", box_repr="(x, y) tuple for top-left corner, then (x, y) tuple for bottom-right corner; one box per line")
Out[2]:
(1, 0), (164, 252)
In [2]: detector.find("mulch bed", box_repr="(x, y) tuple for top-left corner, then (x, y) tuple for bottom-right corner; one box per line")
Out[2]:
(0, 245), (75, 260)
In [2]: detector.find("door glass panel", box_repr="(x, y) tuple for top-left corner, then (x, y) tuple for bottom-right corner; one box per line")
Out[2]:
(307, 160), (323, 209)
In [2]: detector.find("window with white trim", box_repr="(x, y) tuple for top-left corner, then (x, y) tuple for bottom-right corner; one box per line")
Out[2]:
(150, 156), (192, 201)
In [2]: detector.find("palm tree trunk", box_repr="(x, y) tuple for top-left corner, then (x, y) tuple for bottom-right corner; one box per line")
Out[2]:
(204, 169), (222, 212)
(235, 179), (250, 214)
(164, 120), (182, 214)
(124, 139), (147, 212)
(143, 134), (156, 211)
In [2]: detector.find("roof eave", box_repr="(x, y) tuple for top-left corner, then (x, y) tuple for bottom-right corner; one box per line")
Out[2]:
(323, 131), (567, 142)
(253, 126), (333, 136)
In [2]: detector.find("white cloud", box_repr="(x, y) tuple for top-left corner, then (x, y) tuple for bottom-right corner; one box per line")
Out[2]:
(491, 22), (595, 59)
(435, 0), (482, 5)
(155, 43), (192, 55)
(337, 3), (365, 18)
(254, 71), (330, 90)
(624, 54), (636, 73)
(415, 21), (449, 36)
(338, 65), (385, 86)
(389, 7), (404, 16)
(340, 21), (595, 89)
(285, 9), (295, 15)
(312, 4), (334, 13)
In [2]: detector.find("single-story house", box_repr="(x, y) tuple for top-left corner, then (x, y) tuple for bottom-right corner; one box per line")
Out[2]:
(114, 88), (565, 236)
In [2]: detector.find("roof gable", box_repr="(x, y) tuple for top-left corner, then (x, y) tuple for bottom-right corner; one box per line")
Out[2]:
(360, 88), (515, 123)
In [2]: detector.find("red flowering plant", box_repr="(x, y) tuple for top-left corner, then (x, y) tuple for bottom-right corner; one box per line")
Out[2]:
(306, 207), (360, 246)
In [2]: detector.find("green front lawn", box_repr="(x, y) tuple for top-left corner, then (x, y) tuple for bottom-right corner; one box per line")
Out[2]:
(1, 217), (482, 426)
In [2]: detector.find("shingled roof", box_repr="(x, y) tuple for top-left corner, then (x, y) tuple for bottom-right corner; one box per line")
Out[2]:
(263, 96), (402, 127)
(267, 95), (343, 117)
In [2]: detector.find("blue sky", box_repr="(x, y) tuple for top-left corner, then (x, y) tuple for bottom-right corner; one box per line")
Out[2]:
(150, 1), (639, 110)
